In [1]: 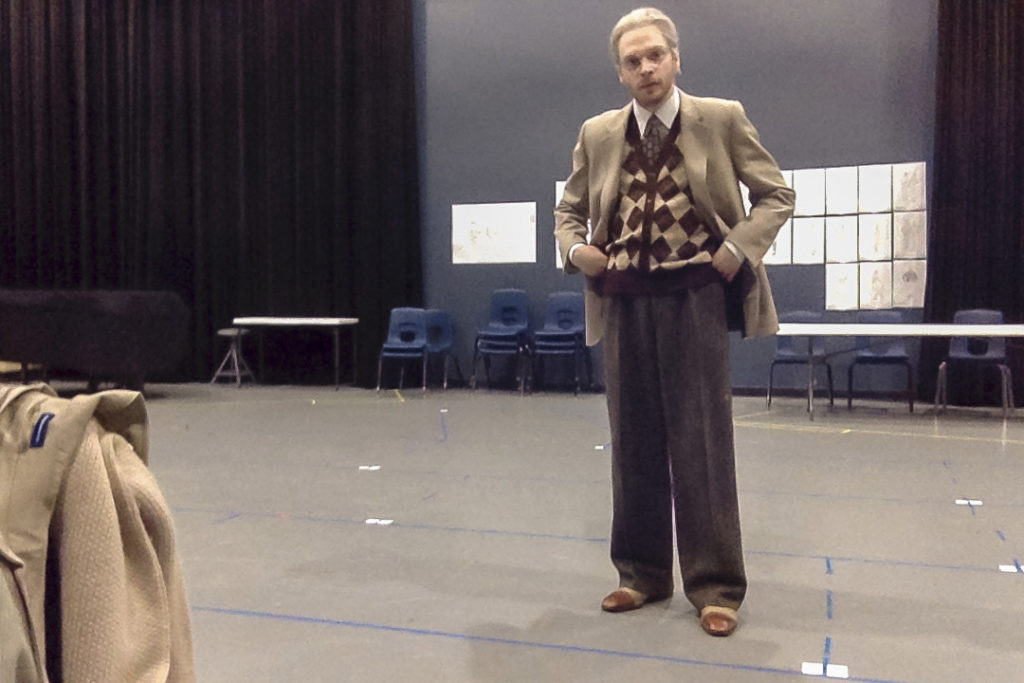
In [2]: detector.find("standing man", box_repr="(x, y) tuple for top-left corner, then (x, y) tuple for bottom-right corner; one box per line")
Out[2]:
(555, 7), (794, 637)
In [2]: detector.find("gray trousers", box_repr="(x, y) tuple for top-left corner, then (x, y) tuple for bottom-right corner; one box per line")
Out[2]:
(603, 280), (746, 611)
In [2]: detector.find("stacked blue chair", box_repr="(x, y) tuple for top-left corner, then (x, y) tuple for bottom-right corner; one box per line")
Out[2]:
(471, 289), (531, 393)
(768, 310), (834, 410)
(376, 307), (428, 391)
(531, 291), (591, 394)
(424, 309), (463, 389)
(847, 310), (914, 411)
(934, 308), (1014, 418)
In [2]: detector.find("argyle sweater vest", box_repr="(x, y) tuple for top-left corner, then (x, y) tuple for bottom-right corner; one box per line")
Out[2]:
(602, 114), (720, 296)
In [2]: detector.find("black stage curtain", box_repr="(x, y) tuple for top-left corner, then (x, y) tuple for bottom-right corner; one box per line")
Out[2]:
(0, 0), (421, 385)
(921, 0), (1024, 403)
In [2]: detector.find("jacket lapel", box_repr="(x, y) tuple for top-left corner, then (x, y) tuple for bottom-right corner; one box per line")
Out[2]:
(676, 92), (733, 240)
(595, 105), (632, 241)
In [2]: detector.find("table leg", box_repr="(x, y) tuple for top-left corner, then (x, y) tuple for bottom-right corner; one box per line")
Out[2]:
(806, 336), (815, 420)
(333, 328), (340, 390)
(350, 327), (358, 386)
(258, 331), (265, 383)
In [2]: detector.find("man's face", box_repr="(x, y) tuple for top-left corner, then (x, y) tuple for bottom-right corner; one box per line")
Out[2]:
(616, 25), (680, 110)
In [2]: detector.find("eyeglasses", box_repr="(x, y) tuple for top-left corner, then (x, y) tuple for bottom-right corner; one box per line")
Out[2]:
(619, 47), (671, 72)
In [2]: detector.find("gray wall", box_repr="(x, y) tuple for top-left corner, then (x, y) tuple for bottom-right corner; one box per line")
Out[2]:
(414, 0), (938, 392)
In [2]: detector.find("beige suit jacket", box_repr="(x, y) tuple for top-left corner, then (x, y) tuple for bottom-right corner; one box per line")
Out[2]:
(0, 384), (195, 682)
(554, 89), (795, 345)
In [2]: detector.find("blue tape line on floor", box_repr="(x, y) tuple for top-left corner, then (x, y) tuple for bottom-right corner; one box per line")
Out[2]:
(749, 548), (996, 575)
(191, 605), (904, 683)
(213, 512), (241, 524)
(734, 488), (1024, 509)
(395, 520), (608, 544)
(173, 506), (1006, 574)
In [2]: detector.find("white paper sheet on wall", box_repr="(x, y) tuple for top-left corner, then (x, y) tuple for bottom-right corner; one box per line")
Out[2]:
(826, 263), (859, 310)
(452, 201), (537, 264)
(859, 262), (893, 309)
(858, 164), (893, 214)
(793, 168), (826, 217)
(792, 216), (825, 264)
(894, 211), (927, 259)
(893, 162), (927, 211)
(858, 213), (893, 261)
(826, 216), (858, 263)
(893, 259), (927, 307)
(764, 218), (793, 265)
(825, 166), (859, 215)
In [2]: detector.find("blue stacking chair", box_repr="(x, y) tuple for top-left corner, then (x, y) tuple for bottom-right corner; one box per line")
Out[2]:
(768, 310), (834, 410)
(531, 291), (591, 394)
(471, 289), (531, 393)
(376, 307), (428, 391)
(847, 310), (914, 412)
(934, 309), (1014, 418)
(424, 309), (463, 389)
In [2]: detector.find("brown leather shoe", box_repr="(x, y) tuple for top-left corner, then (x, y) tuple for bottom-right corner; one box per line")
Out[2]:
(699, 606), (738, 637)
(600, 587), (647, 612)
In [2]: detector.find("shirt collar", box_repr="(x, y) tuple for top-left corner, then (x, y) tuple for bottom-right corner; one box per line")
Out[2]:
(632, 87), (680, 134)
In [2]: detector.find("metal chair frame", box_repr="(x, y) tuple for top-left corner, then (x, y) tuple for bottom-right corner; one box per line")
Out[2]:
(847, 310), (914, 412)
(934, 309), (1014, 418)
(376, 307), (429, 391)
(531, 291), (591, 395)
(470, 289), (531, 394)
(424, 309), (463, 389)
(768, 311), (834, 411)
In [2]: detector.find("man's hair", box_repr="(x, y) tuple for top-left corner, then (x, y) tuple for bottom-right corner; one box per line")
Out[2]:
(609, 7), (679, 65)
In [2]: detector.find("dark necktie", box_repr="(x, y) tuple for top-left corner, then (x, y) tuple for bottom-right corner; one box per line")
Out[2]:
(641, 115), (668, 165)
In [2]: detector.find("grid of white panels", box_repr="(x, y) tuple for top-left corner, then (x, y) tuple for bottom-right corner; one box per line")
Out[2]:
(758, 162), (927, 310)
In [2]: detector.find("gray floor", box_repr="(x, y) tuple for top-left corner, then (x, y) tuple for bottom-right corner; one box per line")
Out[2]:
(134, 383), (1023, 682)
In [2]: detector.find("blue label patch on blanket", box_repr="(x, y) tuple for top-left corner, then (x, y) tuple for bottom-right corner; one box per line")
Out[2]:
(31, 413), (55, 448)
